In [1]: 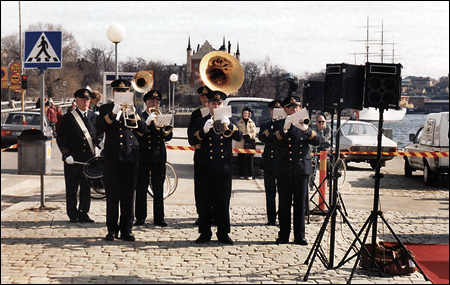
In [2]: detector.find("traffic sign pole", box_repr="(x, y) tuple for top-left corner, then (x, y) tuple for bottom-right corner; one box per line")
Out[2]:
(40, 66), (46, 208)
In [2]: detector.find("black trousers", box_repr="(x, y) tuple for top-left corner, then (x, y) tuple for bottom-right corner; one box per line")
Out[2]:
(63, 163), (91, 220)
(238, 153), (254, 177)
(135, 160), (166, 222)
(103, 162), (137, 235)
(197, 173), (232, 236)
(277, 174), (309, 241)
(263, 161), (278, 224)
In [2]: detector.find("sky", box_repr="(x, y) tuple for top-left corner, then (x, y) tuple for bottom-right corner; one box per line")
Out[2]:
(1, 1), (449, 80)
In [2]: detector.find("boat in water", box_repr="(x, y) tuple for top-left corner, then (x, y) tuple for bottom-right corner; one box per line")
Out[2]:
(358, 107), (407, 121)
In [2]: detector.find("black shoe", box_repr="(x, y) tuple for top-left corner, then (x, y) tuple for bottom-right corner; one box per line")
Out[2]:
(195, 234), (212, 244)
(78, 213), (94, 223)
(134, 219), (145, 226)
(105, 232), (118, 241)
(294, 238), (308, 245)
(69, 218), (78, 223)
(120, 233), (135, 241)
(217, 234), (234, 245)
(276, 238), (289, 245)
(266, 221), (276, 226)
(154, 220), (168, 227)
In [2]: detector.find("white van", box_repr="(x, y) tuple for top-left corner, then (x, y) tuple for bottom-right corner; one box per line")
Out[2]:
(404, 112), (449, 186)
(223, 97), (273, 171)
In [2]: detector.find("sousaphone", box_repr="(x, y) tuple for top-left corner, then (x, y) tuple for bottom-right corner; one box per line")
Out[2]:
(199, 51), (244, 95)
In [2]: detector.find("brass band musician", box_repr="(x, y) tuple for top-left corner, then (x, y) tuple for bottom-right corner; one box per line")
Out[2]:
(135, 90), (173, 227)
(191, 90), (242, 245)
(273, 95), (320, 245)
(96, 79), (147, 242)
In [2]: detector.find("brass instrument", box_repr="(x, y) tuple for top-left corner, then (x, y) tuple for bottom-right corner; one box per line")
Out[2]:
(123, 102), (139, 129)
(148, 108), (173, 136)
(302, 117), (311, 125)
(199, 51), (244, 95)
(131, 70), (153, 93)
(211, 115), (234, 138)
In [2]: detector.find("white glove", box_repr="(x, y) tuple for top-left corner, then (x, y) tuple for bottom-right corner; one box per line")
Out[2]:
(98, 141), (104, 150)
(112, 104), (122, 115)
(65, 155), (74, 165)
(145, 113), (157, 125)
(221, 116), (230, 125)
(283, 115), (293, 132)
(294, 122), (309, 132)
(203, 118), (214, 133)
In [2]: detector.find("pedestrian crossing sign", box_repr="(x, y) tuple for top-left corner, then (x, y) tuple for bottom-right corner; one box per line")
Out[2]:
(24, 31), (62, 69)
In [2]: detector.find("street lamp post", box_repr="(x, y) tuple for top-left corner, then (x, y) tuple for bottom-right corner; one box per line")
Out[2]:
(63, 81), (67, 103)
(107, 24), (126, 80)
(170, 73), (178, 126)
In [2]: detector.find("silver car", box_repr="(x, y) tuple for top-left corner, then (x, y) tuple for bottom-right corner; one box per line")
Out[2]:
(1, 111), (53, 148)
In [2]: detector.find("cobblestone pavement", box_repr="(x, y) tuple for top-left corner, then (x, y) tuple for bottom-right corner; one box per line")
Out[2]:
(1, 131), (448, 284)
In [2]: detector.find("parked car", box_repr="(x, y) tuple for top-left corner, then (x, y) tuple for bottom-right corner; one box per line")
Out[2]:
(403, 112), (449, 186)
(332, 120), (398, 169)
(1, 111), (53, 148)
(223, 97), (273, 171)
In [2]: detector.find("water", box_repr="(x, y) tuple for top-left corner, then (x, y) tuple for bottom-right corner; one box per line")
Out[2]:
(372, 113), (428, 150)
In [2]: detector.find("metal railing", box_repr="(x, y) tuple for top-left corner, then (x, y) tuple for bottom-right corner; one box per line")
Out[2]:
(1, 101), (72, 123)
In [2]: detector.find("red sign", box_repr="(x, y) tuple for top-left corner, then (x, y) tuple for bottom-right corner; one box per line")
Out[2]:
(10, 62), (21, 74)
(10, 74), (21, 85)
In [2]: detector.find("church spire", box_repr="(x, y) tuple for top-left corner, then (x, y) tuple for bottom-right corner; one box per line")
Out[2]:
(219, 36), (226, 51)
(235, 41), (240, 61)
(187, 36), (192, 51)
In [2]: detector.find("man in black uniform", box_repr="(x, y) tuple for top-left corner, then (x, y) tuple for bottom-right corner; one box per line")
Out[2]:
(187, 86), (210, 225)
(257, 99), (282, 226)
(57, 88), (103, 223)
(191, 90), (242, 245)
(274, 95), (320, 245)
(135, 90), (173, 227)
(96, 79), (147, 241)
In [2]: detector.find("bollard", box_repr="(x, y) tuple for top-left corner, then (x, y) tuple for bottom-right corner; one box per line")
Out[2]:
(318, 151), (327, 211)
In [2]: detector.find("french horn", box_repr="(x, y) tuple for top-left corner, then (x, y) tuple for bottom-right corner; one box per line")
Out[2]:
(199, 51), (244, 95)
(132, 70), (153, 93)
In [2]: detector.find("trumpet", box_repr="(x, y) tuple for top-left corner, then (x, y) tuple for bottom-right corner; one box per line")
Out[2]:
(148, 108), (173, 136)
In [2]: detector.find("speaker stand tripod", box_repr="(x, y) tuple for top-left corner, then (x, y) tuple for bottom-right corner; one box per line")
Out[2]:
(303, 108), (358, 280)
(333, 107), (429, 284)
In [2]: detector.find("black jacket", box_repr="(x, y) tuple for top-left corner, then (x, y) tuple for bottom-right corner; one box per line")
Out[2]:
(96, 102), (147, 163)
(57, 108), (102, 162)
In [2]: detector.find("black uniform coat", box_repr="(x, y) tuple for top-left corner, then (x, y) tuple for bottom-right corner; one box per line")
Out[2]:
(191, 114), (242, 236)
(258, 119), (281, 224)
(187, 107), (203, 217)
(135, 111), (173, 222)
(96, 102), (147, 235)
(56, 108), (102, 220)
(273, 120), (320, 242)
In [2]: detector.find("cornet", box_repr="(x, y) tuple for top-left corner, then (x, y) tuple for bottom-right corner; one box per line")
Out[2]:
(148, 108), (173, 136)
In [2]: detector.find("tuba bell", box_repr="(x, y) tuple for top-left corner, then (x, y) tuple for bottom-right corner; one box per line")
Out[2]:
(199, 51), (244, 95)
(132, 71), (154, 93)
